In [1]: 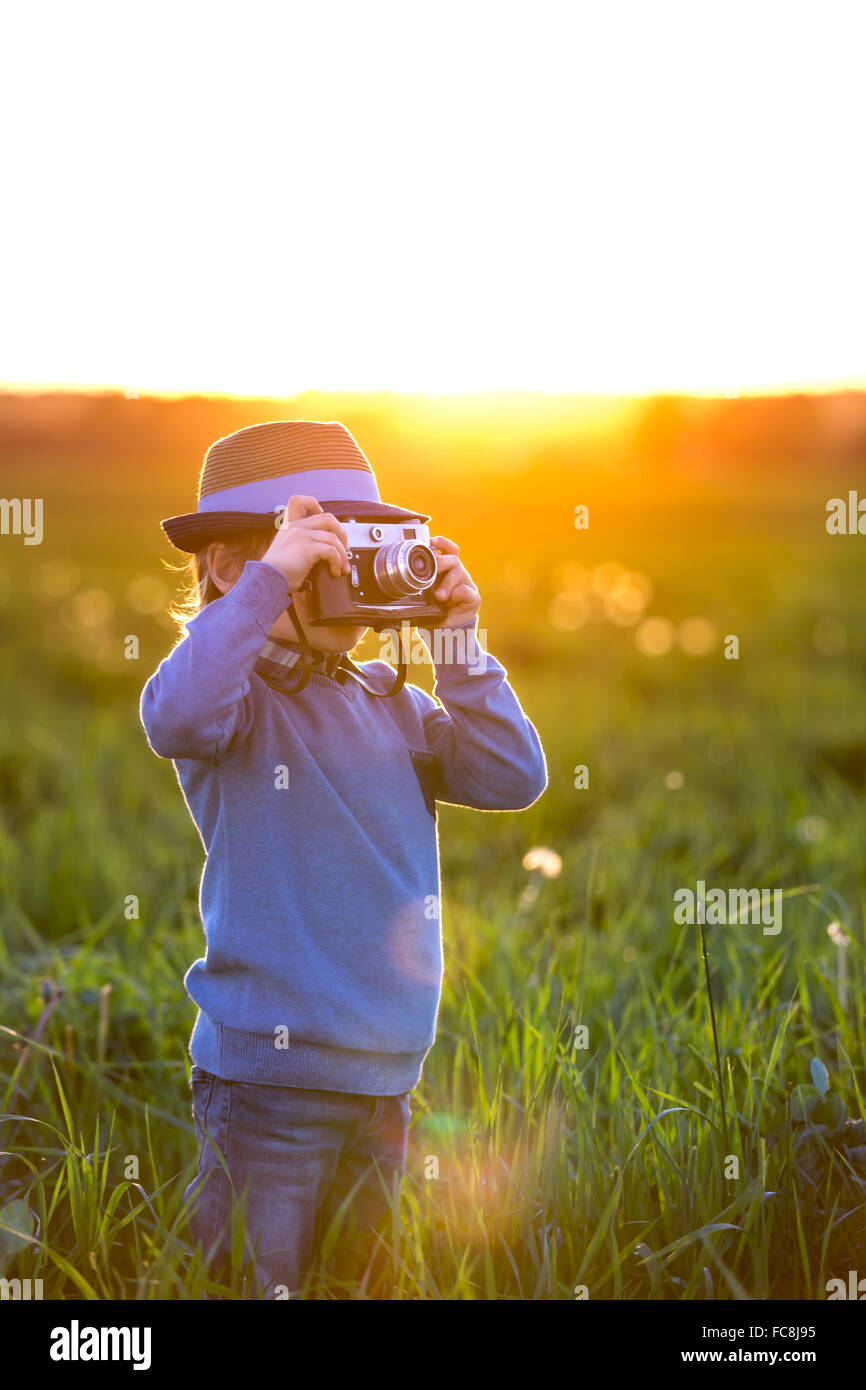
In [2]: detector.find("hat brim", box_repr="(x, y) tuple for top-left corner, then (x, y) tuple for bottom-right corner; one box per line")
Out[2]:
(161, 500), (431, 552)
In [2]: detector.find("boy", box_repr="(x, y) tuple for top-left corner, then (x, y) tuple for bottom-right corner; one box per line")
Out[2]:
(140, 419), (547, 1297)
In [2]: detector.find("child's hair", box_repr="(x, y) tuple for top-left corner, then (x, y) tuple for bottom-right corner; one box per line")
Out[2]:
(168, 529), (271, 635)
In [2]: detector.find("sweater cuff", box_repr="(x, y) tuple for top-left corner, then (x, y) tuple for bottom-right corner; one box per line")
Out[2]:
(225, 559), (291, 627)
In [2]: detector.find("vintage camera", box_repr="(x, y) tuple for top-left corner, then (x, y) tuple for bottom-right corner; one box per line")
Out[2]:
(301, 518), (447, 630)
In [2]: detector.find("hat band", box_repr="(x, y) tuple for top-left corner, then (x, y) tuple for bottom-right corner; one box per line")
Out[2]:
(198, 468), (381, 516)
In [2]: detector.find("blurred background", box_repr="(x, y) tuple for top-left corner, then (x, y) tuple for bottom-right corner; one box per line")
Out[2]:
(2, 381), (865, 979)
(2, 0), (866, 1298)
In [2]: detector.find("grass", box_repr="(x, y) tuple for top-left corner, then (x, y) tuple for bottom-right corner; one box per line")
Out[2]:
(1, 425), (865, 1299)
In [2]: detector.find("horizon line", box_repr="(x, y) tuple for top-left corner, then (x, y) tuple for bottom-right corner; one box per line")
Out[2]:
(2, 379), (866, 404)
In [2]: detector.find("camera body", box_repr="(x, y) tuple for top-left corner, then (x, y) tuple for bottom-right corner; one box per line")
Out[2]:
(301, 518), (447, 630)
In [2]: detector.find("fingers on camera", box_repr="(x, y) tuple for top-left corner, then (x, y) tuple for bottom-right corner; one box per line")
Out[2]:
(286, 494), (324, 521)
(431, 535), (459, 555)
(286, 501), (348, 549)
(435, 553), (460, 575)
(304, 531), (349, 576)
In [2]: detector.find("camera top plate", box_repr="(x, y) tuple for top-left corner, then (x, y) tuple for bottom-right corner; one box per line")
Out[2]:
(340, 519), (431, 547)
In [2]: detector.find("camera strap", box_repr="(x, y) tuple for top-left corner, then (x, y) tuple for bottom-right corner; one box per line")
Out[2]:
(279, 599), (408, 698)
(338, 654), (408, 698)
(278, 597), (315, 694)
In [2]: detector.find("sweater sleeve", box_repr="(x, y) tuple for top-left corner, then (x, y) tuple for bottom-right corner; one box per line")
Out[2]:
(406, 620), (548, 811)
(140, 560), (291, 763)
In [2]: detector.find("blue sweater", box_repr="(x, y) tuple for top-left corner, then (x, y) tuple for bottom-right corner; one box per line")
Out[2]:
(140, 560), (547, 1094)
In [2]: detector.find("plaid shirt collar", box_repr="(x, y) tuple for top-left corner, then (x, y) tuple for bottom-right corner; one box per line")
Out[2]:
(254, 636), (406, 697)
(255, 636), (348, 689)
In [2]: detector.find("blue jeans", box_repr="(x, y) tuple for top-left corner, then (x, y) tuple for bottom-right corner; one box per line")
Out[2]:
(183, 1066), (411, 1298)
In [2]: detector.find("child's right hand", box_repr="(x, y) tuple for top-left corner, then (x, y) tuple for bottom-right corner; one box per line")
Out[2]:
(262, 495), (350, 592)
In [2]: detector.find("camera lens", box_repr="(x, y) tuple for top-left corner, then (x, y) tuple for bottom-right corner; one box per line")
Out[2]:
(407, 545), (436, 582)
(373, 541), (437, 597)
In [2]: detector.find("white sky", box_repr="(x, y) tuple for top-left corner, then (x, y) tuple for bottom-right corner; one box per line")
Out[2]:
(2, 0), (864, 396)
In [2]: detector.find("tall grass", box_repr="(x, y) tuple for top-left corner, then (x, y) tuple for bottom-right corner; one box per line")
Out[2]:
(1, 439), (865, 1298)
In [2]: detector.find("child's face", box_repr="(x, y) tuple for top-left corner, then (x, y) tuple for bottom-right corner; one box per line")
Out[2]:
(269, 587), (368, 653)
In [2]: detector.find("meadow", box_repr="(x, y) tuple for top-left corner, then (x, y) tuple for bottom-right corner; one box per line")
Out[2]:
(1, 391), (865, 1299)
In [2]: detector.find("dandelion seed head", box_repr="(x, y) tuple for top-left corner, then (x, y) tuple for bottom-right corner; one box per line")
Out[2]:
(522, 847), (562, 878)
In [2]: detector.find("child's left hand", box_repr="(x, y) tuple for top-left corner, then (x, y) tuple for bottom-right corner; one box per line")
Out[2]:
(430, 536), (481, 628)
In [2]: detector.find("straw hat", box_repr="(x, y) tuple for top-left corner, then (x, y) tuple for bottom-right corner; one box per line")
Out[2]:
(161, 419), (428, 551)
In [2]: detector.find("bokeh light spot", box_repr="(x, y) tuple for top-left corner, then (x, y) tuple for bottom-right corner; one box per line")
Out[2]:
(635, 616), (675, 656)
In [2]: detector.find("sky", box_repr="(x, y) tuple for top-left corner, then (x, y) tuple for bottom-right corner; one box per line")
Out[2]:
(2, 0), (865, 398)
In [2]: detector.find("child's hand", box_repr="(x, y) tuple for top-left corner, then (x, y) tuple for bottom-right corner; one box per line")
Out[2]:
(263, 495), (350, 592)
(430, 536), (481, 628)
